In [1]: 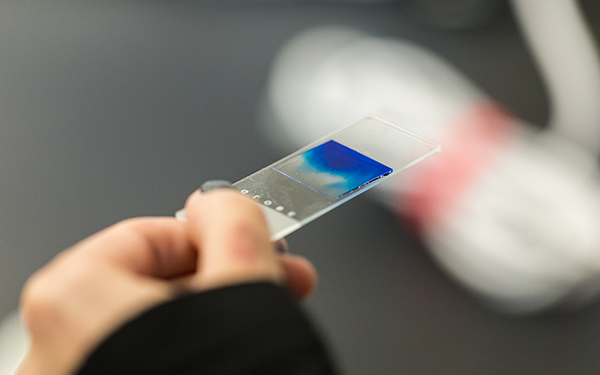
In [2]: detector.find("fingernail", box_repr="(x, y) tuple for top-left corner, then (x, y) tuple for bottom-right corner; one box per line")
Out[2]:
(199, 180), (235, 193)
(175, 209), (187, 222)
(274, 239), (289, 254)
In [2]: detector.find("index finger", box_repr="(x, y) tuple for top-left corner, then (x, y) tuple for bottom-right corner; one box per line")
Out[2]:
(70, 217), (197, 279)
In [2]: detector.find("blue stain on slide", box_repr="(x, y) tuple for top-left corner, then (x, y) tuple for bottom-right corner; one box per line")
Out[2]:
(273, 140), (392, 199)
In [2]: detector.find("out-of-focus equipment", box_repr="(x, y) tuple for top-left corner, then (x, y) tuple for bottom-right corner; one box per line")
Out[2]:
(511, 0), (600, 154)
(261, 1), (600, 314)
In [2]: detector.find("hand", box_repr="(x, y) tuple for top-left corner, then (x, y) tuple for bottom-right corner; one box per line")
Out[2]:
(17, 189), (317, 375)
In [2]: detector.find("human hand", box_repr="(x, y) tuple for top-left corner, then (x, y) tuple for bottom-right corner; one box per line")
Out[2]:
(17, 189), (317, 375)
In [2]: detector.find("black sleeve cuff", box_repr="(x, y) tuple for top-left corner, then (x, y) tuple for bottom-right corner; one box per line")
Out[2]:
(76, 282), (337, 375)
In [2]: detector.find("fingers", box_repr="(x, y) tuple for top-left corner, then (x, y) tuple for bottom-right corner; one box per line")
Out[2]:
(279, 254), (318, 301)
(72, 217), (197, 279)
(17, 188), (320, 375)
(184, 189), (281, 290)
(61, 188), (317, 300)
(184, 189), (318, 300)
(18, 218), (199, 375)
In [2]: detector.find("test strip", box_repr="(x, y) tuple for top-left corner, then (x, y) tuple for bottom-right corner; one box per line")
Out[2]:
(233, 116), (440, 240)
(176, 116), (439, 240)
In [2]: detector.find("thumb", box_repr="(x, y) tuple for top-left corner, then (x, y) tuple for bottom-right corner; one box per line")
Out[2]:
(184, 189), (282, 290)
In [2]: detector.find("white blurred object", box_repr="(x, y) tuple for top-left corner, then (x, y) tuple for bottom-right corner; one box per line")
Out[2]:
(262, 21), (600, 313)
(0, 311), (28, 375)
(421, 130), (600, 312)
(264, 26), (485, 205)
(267, 27), (484, 146)
(511, 0), (600, 154)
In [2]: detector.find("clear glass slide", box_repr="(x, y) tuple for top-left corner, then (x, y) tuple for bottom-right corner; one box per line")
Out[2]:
(177, 116), (440, 241)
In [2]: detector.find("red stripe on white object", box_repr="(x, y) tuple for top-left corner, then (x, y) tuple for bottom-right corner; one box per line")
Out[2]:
(400, 102), (517, 231)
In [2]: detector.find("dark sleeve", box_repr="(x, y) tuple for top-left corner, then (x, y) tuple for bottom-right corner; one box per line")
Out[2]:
(76, 282), (338, 375)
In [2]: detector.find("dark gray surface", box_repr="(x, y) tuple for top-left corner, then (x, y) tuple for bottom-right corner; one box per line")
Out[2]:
(1, 1), (600, 374)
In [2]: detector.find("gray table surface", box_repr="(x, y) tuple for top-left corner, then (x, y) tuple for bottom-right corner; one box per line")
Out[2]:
(2, 1), (600, 374)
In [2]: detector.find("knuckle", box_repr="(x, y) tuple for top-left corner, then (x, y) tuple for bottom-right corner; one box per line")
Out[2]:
(102, 218), (153, 247)
(20, 260), (94, 330)
(110, 217), (148, 235)
(20, 271), (62, 330)
(228, 219), (263, 250)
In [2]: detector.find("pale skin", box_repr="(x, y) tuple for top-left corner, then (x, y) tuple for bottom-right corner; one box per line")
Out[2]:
(17, 189), (318, 375)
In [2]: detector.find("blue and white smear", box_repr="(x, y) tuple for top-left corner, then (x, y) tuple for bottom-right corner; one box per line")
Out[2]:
(273, 140), (393, 200)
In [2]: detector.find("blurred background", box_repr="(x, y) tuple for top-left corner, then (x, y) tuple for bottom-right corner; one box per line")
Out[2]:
(2, 0), (600, 374)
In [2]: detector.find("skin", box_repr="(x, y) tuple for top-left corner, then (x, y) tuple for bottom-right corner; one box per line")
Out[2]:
(17, 189), (318, 375)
